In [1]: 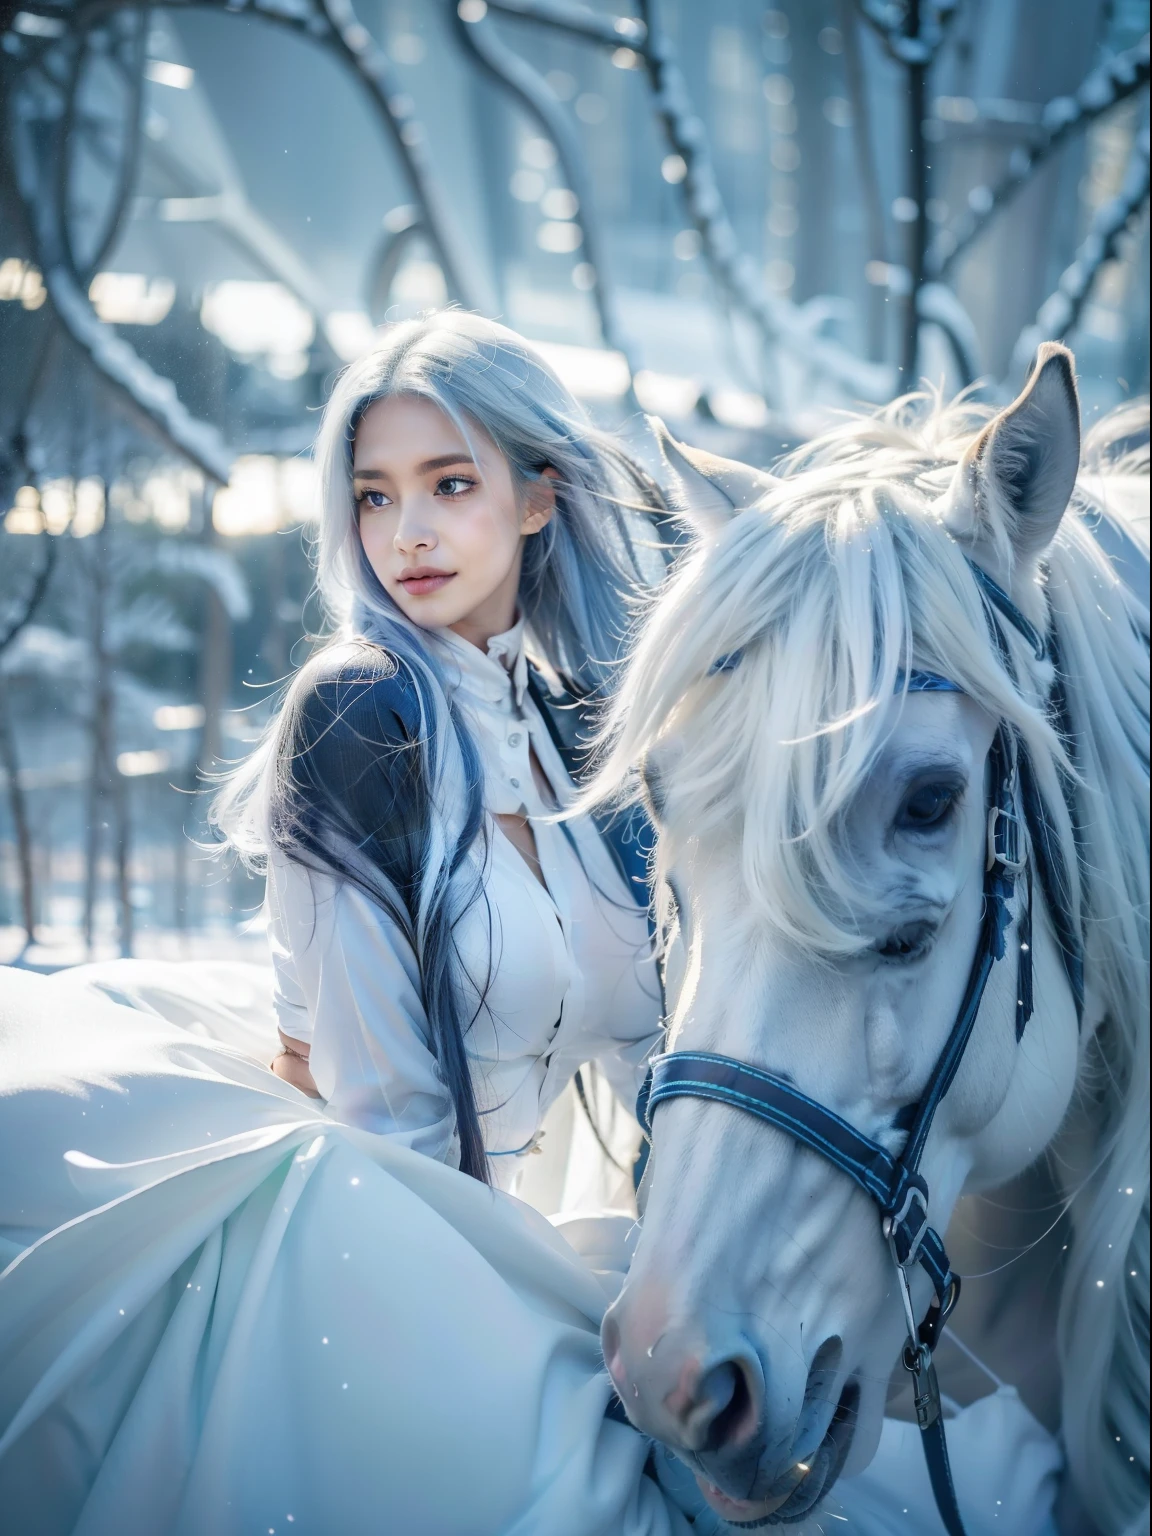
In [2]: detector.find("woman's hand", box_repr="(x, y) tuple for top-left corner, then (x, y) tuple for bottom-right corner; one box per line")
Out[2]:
(271, 1030), (322, 1098)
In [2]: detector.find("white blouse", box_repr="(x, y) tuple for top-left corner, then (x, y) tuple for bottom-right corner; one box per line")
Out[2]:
(265, 620), (663, 1190)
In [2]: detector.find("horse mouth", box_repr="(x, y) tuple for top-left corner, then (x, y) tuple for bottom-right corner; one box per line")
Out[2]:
(695, 1380), (860, 1528)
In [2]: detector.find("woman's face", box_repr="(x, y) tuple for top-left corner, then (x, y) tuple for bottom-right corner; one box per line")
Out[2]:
(352, 394), (554, 646)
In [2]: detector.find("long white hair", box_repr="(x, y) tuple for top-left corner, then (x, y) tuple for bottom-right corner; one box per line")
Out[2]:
(212, 310), (663, 1181)
(586, 392), (1149, 1532)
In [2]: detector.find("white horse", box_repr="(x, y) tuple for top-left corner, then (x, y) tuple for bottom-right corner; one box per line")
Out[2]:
(590, 347), (1149, 1534)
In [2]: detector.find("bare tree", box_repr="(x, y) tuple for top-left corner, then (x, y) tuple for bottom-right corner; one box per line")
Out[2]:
(81, 511), (120, 954)
(0, 680), (36, 951)
(0, 514), (58, 951)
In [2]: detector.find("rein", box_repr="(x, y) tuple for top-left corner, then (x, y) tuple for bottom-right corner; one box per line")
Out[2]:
(638, 562), (1084, 1536)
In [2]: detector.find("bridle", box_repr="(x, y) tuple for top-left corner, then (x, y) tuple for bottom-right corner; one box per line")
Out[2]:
(636, 561), (1084, 1536)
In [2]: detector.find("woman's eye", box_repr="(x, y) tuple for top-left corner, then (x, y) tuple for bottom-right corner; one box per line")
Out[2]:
(875, 922), (935, 963)
(896, 783), (959, 832)
(437, 475), (475, 498)
(359, 490), (390, 511)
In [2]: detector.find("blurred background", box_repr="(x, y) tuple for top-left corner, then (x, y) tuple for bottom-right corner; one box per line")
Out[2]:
(1, 0), (1148, 967)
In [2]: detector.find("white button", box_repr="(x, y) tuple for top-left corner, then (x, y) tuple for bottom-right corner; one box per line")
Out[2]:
(508, 732), (522, 747)
(510, 777), (520, 789)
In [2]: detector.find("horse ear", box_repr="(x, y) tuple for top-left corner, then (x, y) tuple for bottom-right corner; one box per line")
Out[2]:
(945, 343), (1081, 578)
(647, 416), (777, 535)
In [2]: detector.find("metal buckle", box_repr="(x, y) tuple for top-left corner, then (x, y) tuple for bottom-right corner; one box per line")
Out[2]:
(892, 1254), (943, 1431)
(882, 1184), (929, 1266)
(903, 1339), (943, 1431)
(986, 803), (1025, 874)
(936, 1273), (961, 1324)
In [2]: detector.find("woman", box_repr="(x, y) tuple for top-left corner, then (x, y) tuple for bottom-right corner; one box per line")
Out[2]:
(214, 309), (664, 1191)
(0, 315), (714, 1536)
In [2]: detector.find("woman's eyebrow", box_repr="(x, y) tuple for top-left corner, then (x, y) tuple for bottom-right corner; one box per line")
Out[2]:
(416, 453), (476, 473)
(352, 454), (476, 481)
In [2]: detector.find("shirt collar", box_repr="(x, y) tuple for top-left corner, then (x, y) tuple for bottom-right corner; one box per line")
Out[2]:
(434, 616), (529, 710)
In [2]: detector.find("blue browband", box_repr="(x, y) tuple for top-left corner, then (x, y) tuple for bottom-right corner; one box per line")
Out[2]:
(647, 558), (1058, 1536)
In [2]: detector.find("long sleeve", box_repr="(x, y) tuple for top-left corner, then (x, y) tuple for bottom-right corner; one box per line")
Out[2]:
(267, 852), (459, 1163)
(260, 644), (460, 1162)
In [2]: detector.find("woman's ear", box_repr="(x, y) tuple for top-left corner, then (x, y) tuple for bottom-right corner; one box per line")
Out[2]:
(521, 467), (558, 536)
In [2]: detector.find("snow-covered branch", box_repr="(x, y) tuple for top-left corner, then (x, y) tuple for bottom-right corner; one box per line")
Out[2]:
(851, 2), (959, 381)
(483, 0), (892, 399)
(484, 0), (645, 49)
(314, 0), (478, 309)
(638, 0), (892, 401)
(928, 35), (1150, 279)
(1009, 123), (1150, 380)
(9, 0), (482, 483)
(854, 0), (961, 67)
(44, 267), (235, 485)
(456, 5), (639, 380)
(11, 0), (478, 311)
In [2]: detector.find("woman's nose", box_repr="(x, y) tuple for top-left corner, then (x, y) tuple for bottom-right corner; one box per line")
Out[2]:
(393, 502), (436, 554)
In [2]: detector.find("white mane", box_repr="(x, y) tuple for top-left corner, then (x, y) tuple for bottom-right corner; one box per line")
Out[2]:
(588, 393), (1150, 1531)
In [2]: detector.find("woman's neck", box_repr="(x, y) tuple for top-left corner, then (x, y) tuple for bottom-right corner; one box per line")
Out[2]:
(447, 551), (523, 652)
(445, 610), (522, 664)
(448, 615), (512, 653)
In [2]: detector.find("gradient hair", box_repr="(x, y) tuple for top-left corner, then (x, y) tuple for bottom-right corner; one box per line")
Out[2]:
(213, 310), (662, 1183)
(584, 395), (1149, 1532)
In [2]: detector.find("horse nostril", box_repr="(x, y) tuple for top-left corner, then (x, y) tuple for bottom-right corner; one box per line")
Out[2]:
(809, 1335), (843, 1385)
(700, 1361), (741, 1451)
(794, 1335), (844, 1454)
(683, 1358), (759, 1454)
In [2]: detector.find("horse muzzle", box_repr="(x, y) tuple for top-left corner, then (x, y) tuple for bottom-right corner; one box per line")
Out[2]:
(691, 1381), (860, 1528)
(602, 1298), (860, 1521)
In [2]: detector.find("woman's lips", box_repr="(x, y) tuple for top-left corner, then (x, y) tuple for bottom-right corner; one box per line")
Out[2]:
(398, 571), (455, 596)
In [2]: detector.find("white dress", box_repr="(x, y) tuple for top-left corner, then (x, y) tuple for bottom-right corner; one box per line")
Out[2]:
(265, 618), (662, 1190)
(0, 966), (696, 1536)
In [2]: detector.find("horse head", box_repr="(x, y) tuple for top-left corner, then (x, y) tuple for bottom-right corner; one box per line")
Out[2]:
(592, 347), (1149, 1528)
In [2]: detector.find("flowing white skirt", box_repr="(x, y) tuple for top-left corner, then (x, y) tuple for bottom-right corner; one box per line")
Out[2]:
(0, 963), (694, 1536)
(0, 961), (1062, 1536)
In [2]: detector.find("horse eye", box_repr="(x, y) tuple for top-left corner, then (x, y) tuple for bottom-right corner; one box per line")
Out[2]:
(897, 783), (958, 832)
(875, 922), (935, 962)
